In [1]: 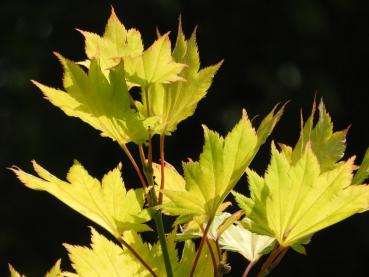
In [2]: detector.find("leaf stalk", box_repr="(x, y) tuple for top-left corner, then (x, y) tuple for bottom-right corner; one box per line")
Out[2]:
(119, 236), (158, 277)
(189, 218), (214, 277)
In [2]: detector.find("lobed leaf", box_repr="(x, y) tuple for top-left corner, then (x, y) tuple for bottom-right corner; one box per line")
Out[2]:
(11, 161), (151, 239)
(124, 33), (186, 86)
(219, 218), (275, 262)
(78, 8), (144, 74)
(291, 99), (348, 171)
(33, 56), (148, 145)
(64, 228), (140, 277)
(235, 143), (369, 248)
(161, 106), (284, 221)
(137, 23), (222, 134)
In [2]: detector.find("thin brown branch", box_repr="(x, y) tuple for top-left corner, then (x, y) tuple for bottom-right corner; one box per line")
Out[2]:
(201, 225), (218, 277)
(242, 261), (256, 277)
(257, 245), (285, 277)
(189, 218), (214, 277)
(215, 238), (222, 261)
(120, 143), (147, 189)
(120, 237), (157, 277)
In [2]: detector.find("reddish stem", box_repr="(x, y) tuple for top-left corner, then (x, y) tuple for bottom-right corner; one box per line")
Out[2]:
(120, 143), (147, 189)
(242, 261), (256, 277)
(257, 245), (285, 277)
(120, 237), (157, 277)
(201, 225), (218, 277)
(189, 218), (214, 277)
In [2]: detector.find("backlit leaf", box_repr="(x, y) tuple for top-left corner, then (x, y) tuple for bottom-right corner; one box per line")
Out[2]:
(124, 33), (186, 86)
(352, 147), (369, 185)
(291, 99), (348, 171)
(235, 144), (369, 248)
(11, 161), (150, 239)
(161, 107), (283, 221)
(9, 265), (25, 277)
(137, 24), (222, 134)
(64, 228), (140, 277)
(152, 161), (186, 204)
(32, 56), (148, 145)
(45, 260), (62, 277)
(78, 8), (143, 74)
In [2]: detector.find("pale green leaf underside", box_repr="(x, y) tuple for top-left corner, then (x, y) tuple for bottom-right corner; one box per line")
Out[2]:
(219, 219), (275, 262)
(236, 144), (369, 247)
(178, 212), (274, 262)
(12, 161), (150, 239)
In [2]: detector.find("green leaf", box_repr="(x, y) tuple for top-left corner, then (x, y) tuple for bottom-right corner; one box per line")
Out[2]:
(45, 260), (62, 277)
(124, 33), (186, 86)
(137, 25), (222, 134)
(64, 228), (142, 277)
(78, 8), (144, 74)
(236, 143), (369, 248)
(161, 107), (282, 220)
(32, 55), (148, 145)
(11, 161), (151, 239)
(291, 99), (348, 171)
(352, 147), (369, 185)
(64, 227), (204, 277)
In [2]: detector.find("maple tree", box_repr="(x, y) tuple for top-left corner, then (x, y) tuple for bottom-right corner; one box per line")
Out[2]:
(9, 7), (369, 277)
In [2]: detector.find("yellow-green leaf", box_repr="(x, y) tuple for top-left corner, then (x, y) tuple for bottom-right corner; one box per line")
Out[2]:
(33, 56), (148, 145)
(161, 107), (283, 220)
(291, 99), (348, 171)
(235, 144), (369, 248)
(64, 228), (141, 277)
(352, 147), (369, 185)
(124, 33), (186, 86)
(11, 161), (151, 239)
(137, 25), (222, 134)
(9, 265), (25, 277)
(78, 8), (143, 74)
(45, 260), (62, 277)
(152, 161), (186, 204)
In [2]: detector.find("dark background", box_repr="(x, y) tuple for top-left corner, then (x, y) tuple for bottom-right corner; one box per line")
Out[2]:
(1, 0), (369, 276)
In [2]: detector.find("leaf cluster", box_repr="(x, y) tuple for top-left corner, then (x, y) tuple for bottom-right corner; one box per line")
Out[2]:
(9, 7), (369, 277)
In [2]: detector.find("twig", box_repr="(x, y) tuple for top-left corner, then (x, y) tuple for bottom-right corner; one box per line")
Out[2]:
(120, 143), (147, 189)
(190, 218), (214, 277)
(120, 236), (157, 277)
(242, 261), (256, 277)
